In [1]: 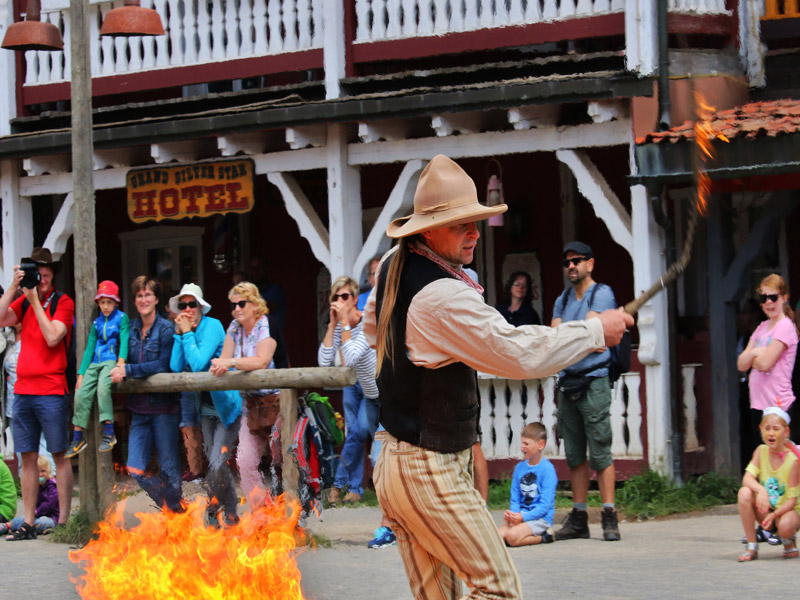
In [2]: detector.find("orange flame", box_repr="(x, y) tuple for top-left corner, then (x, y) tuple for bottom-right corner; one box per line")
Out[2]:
(693, 91), (729, 216)
(70, 495), (308, 599)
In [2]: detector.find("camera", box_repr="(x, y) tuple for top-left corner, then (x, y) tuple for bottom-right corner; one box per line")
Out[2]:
(19, 260), (41, 289)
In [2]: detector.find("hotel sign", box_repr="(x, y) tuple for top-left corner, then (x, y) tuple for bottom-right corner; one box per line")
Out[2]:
(126, 159), (255, 224)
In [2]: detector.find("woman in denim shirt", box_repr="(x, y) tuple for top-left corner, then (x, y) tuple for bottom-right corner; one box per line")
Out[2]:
(110, 276), (183, 513)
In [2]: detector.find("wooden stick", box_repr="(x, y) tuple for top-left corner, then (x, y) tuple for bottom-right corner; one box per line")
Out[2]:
(112, 366), (356, 394)
(624, 202), (700, 316)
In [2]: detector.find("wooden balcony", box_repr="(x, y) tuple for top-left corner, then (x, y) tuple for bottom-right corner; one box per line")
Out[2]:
(13, 0), (737, 111)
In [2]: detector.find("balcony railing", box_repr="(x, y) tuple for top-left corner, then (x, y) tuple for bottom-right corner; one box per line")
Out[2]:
(763, 0), (799, 18)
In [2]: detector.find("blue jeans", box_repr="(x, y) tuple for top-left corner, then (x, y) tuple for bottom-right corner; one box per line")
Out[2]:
(334, 382), (380, 495)
(10, 515), (55, 534)
(179, 392), (199, 428)
(126, 412), (183, 512)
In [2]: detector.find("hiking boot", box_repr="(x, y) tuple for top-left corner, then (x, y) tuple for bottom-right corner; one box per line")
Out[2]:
(555, 508), (590, 540)
(99, 433), (117, 453)
(601, 507), (621, 541)
(368, 526), (397, 549)
(64, 438), (87, 459)
(327, 488), (342, 505)
(343, 491), (362, 504)
(541, 527), (555, 544)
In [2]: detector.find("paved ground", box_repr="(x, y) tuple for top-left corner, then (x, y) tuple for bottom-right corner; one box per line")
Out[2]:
(2, 485), (796, 600)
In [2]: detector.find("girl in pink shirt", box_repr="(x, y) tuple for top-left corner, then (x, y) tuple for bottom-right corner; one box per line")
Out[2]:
(738, 274), (799, 440)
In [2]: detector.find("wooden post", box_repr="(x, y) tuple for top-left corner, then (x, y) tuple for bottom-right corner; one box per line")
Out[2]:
(279, 389), (299, 502)
(71, 0), (109, 522)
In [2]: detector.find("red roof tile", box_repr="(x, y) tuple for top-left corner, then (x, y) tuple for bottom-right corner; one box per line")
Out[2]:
(636, 98), (800, 145)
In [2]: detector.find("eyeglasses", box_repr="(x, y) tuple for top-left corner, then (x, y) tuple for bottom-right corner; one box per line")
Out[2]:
(177, 300), (199, 310)
(562, 256), (588, 268)
(511, 282), (527, 288)
(135, 292), (155, 300)
(230, 300), (248, 310)
(758, 293), (780, 304)
(333, 292), (353, 301)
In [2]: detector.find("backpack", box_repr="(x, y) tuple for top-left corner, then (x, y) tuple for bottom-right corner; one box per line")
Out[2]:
(21, 291), (78, 393)
(558, 283), (631, 387)
(305, 392), (345, 446)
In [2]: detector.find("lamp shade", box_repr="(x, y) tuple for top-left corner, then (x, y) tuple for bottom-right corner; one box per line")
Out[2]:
(1, 0), (63, 52)
(100, 0), (165, 37)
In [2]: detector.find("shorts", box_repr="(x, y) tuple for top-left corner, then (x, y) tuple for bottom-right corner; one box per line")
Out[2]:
(557, 376), (613, 471)
(12, 394), (69, 454)
(526, 518), (551, 536)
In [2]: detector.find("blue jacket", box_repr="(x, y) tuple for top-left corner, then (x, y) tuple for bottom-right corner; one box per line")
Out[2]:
(125, 314), (179, 414)
(170, 316), (241, 429)
(78, 308), (129, 375)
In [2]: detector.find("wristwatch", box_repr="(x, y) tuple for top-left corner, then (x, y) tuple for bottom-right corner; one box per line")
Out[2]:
(342, 324), (352, 331)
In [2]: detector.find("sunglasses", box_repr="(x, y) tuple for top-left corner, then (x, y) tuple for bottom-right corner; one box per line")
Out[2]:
(333, 292), (353, 301)
(758, 293), (780, 304)
(563, 256), (587, 268)
(230, 300), (248, 310)
(177, 301), (199, 310)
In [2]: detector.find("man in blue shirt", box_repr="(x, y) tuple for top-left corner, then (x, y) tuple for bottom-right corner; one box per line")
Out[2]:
(551, 241), (620, 542)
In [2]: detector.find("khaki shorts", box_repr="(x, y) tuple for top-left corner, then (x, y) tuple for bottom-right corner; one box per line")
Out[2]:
(557, 376), (613, 471)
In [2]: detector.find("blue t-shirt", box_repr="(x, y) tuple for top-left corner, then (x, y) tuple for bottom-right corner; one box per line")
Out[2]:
(509, 456), (557, 525)
(552, 283), (616, 377)
(356, 290), (371, 311)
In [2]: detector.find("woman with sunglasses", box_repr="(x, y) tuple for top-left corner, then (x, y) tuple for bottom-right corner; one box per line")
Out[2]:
(318, 276), (380, 505)
(497, 271), (541, 327)
(737, 274), (799, 447)
(210, 282), (277, 509)
(169, 283), (242, 527)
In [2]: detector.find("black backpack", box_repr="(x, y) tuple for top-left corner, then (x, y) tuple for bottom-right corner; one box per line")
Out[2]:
(558, 284), (631, 387)
(21, 291), (78, 393)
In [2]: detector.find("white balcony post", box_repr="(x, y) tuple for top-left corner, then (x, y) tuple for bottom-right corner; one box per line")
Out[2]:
(0, 0), (17, 136)
(326, 123), (362, 280)
(738, 0), (765, 88)
(625, 0), (657, 75)
(323, 0), (346, 99)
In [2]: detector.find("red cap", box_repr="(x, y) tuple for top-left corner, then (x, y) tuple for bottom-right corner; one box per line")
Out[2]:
(95, 280), (121, 303)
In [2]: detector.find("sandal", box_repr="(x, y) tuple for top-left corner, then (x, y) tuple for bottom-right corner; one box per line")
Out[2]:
(6, 522), (37, 541)
(738, 549), (758, 562)
(783, 543), (798, 559)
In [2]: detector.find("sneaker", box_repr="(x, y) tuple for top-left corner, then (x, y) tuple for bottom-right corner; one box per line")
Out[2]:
(601, 507), (621, 541)
(541, 527), (555, 544)
(64, 438), (87, 459)
(99, 433), (117, 453)
(368, 526), (397, 549)
(343, 491), (362, 504)
(742, 526), (781, 546)
(555, 508), (590, 540)
(327, 488), (342, 505)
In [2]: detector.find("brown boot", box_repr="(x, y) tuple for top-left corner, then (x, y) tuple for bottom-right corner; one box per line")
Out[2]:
(343, 491), (362, 504)
(555, 508), (590, 540)
(327, 488), (343, 505)
(601, 507), (621, 541)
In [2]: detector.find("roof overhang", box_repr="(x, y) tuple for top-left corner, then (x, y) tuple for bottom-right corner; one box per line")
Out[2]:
(0, 70), (654, 160)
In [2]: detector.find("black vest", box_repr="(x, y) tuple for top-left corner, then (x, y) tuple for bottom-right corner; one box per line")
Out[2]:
(375, 252), (479, 453)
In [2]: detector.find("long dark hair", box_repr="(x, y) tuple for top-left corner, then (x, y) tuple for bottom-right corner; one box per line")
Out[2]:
(375, 239), (412, 377)
(502, 271), (533, 307)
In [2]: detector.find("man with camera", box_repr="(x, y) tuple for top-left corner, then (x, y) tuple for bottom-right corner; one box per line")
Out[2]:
(0, 247), (74, 539)
(550, 241), (620, 542)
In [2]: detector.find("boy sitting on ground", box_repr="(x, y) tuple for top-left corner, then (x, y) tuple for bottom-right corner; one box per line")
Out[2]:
(499, 422), (557, 547)
(66, 281), (129, 457)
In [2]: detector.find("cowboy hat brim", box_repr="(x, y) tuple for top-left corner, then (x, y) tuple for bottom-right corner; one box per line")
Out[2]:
(386, 202), (507, 239)
(22, 257), (62, 275)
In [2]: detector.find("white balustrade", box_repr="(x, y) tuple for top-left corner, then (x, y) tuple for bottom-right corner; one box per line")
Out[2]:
(477, 372), (644, 461)
(25, 0), (323, 87)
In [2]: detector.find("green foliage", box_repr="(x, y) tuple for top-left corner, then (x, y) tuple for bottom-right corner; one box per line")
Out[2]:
(487, 479), (511, 510)
(616, 469), (739, 520)
(50, 509), (96, 546)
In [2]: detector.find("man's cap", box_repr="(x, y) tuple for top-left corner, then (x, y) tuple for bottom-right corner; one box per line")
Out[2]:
(386, 155), (507, 239)
(95, 280), (121, 303)
(562, 241), (593, 259)
(21, 247), (61, 275)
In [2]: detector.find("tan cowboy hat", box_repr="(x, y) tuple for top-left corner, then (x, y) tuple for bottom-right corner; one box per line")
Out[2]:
(386, 155), (507, 239)
(21, 247), (62, 275)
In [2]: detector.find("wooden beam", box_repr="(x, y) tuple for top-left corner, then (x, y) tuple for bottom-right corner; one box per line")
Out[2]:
(42, 192), (75, 260)
(556, 149), (633, 256)
(266, 171), (331, 270)
(112, 367), (355, 394)
(279, 388), (299, 501)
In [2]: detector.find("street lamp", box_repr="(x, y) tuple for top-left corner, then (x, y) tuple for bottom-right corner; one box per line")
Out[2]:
(3, 0), (165, 521)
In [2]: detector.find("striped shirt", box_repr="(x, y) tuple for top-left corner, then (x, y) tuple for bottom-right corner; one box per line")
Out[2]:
(317, 320), (379, 399)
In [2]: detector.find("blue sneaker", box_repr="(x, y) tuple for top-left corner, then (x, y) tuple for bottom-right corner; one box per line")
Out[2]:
(368, 526), (397, 549)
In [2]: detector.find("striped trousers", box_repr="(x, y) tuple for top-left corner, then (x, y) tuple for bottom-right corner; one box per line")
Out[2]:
(374, 432), (522, 599)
